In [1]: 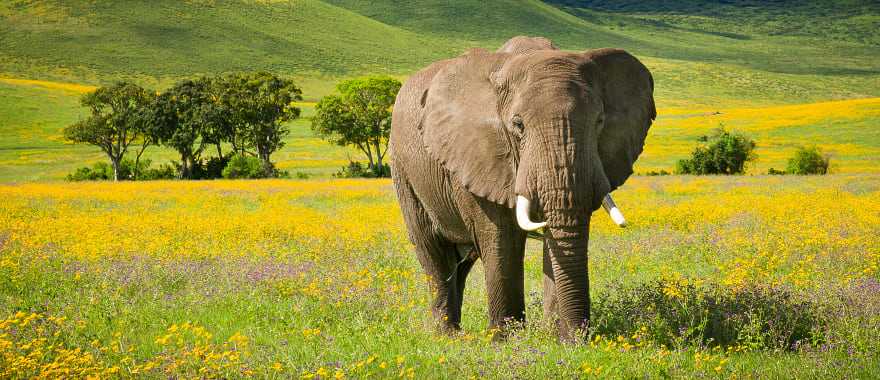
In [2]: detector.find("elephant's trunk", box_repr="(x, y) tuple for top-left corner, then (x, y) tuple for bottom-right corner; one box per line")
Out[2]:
(515, 116), (594, 340)
(544, 220), (590, 340)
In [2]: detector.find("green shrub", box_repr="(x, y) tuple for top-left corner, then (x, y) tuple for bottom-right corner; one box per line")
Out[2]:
(333, 161), (391, 178)
(67, 159), (176, 181)
(786, 146), (830, 175)
(222, 154), (265, 179)
(767, 167), (787, 175)
(67, 162), (113, 181)
(201, 156), (232, 179)
(591, 280), (827, 350)
(676, 127), (756, 175)
(644, 170), (671, 176)
(140, 163), (177, 180)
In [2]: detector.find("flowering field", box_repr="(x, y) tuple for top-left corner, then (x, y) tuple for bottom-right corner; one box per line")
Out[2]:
(1, 175), (878, 378)
(639, 98), (880, 175)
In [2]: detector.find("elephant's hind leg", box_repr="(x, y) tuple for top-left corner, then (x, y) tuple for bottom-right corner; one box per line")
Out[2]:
(392, 171), (468, 332)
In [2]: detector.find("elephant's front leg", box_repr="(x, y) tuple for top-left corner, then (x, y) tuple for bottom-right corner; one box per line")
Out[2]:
(476, 225), (527, 332)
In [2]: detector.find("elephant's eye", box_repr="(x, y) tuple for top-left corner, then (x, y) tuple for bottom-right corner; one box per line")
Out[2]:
(510, 114), (524, 137)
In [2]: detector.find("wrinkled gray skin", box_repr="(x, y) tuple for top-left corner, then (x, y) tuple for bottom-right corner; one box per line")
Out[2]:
(390, 36), (655, 340)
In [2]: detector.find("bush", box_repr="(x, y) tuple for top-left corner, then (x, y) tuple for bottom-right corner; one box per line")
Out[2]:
(140, 163), (177, 180)
(786, 146), (830, 175)
(333, 161), (390, 178)
(67, 162), (113, 181)
(67, 159), (176, 181)
(591, 280), (827, 350)
(201, 156), (231, 179)
(644, 170), (671, 176)
(222, 154), (266, 179)
(767, 167), (787, 175)
(676, 127), (756, 175)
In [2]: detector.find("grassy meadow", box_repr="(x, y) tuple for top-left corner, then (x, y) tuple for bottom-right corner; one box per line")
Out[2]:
(1, 176), (878, 378)
(2, 76), (879, 181)
(1, 0), (880, 378)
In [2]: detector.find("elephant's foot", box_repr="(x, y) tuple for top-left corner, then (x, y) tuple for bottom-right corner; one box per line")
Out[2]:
(429, 308), (464, 336)
(435, 319), (462, 335)
(486, 315), (526, 342)
(556, 319), (589, 344)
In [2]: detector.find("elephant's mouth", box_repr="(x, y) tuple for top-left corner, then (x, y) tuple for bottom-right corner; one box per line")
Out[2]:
(515, 194), (627, 232)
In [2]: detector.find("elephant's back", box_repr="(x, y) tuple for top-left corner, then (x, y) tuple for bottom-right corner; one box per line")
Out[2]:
(390, 59), (474, 244)
(391, 59), (453, 144)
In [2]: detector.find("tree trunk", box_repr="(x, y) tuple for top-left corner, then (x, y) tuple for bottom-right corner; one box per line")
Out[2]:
(111, 157), (121, 181)
(365, 146), (374, 171)
(258, 145), (274, 178)
(179, 152), (191, 179)
(373, 139), (384, 176)
(134, 143), (149, 181)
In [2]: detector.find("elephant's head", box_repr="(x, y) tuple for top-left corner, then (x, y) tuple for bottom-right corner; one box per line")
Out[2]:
(496, 36), (557, 54)
(419, 39), (655, 338)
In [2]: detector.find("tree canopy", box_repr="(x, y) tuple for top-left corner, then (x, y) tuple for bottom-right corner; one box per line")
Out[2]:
(217, 72), (302, 176)
(66, 72), (303, 181)
(312, 76), (401, 177)
(63, 82), (155, 181)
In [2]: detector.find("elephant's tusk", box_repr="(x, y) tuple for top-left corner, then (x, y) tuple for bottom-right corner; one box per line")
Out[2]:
(602, 194), (627, 227)
(515, 195), (547, 231)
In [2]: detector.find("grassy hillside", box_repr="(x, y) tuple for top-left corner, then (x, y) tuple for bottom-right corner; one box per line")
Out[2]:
(0, 0), (878, 180)
(2, 0), (878, 100)
(0, 0), (457, 88)
(550, 0), (880, 45)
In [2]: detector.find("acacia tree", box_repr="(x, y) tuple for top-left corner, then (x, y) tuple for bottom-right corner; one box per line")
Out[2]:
(312, 76), (401, 176)
(63, 82), (154, 181)
(151, 78), (230, 179)
(218, 72), (302, 176)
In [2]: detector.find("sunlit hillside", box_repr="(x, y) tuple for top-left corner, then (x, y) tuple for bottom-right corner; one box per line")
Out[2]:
(0, 0), (878, 179)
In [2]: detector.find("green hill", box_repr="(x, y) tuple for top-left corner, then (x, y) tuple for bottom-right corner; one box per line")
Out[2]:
(0, 0), (879, 180)
(2, 0), (878, 101)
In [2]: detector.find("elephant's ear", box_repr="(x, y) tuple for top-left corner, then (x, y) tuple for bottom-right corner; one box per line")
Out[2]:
(419, 53), (516, 207)
(584, 48), (656, 193)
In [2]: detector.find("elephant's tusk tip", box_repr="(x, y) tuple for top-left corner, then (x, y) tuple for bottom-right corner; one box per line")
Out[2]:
(515, 195), (547, 231)
(608, 207), (627, 227)
(518, 220), (547, 231)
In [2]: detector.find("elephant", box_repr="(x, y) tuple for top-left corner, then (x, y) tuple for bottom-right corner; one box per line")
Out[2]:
(389, 36), (655, 340)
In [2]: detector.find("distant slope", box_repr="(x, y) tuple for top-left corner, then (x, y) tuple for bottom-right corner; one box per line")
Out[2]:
(549, 0), (880, 45)
(1, 0), (878, 97)
(0, 1), (462, 83)
(328, 0), (880, 76)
